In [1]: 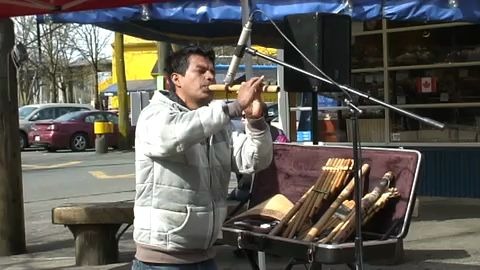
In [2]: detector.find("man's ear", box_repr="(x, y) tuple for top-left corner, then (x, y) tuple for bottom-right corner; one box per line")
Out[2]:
(170, 73), (182, 89)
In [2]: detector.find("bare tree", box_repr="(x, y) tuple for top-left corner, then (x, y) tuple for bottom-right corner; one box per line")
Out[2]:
(68, 24), (112, 109)
(13, 17), (73, 105)
(14, 18), (109, 106)
(41, 23), (76, 103)
(13, 16), (40, 105)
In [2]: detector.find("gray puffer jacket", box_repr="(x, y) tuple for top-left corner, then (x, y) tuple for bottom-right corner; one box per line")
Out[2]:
(133, 92), (273, 252)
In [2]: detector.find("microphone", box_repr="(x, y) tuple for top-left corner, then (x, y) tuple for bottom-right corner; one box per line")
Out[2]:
(223, 18), (253, 86)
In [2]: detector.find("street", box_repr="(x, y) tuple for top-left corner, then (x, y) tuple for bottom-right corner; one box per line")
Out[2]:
(22, 149), (135, 203)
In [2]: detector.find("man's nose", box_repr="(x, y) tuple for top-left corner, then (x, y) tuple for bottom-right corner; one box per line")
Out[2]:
(205, 71), (215, 81)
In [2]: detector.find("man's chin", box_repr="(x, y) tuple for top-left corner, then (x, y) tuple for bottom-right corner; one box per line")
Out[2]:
(199, 94), (214, 106)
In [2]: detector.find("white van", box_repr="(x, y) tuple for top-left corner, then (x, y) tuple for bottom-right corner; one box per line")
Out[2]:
(18, 103), (93, 150)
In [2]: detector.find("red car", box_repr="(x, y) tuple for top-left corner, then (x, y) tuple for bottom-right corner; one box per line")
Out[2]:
(28, 110), (122, 152)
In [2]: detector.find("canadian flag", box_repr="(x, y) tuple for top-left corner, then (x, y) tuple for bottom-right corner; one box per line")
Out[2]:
(416, 77), (437, 93)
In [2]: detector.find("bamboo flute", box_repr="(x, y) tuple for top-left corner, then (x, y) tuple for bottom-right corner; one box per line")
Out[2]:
(324, 159), (347, 198)
(320, 210), (355, 243)
(268, 185), (314, 236)
(286, 190), (315, 238)
(363, 188), (399, 223)
(284, 158), (336, 238)
(282, 178), (324, 237)
(303, 163), (370, 241)
(329, 172), (396, 243)
(334, 159), (354, 189)
(307, 159), (339, 218)
(308, 159), (352, 219)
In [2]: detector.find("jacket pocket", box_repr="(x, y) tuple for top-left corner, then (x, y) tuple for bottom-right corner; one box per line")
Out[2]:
(167, 205), (212, 250)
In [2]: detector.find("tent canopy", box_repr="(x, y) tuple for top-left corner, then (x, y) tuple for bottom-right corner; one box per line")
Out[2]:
(39, 0), (480, 47)
(0, 0), (169, 18)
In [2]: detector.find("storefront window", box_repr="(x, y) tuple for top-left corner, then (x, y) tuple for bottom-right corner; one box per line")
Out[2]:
(388, 24), (480, 66)
(391, 107), (480, 143)
(290, 20), (480, 145)
(389, 67), (480, 104)
(344, 108), (386, 143)
(352, 72), (384, 105)
(352, 34), (383, 69)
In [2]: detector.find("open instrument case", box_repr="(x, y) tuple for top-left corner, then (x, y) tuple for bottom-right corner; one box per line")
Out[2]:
(221, 143), (422, 269)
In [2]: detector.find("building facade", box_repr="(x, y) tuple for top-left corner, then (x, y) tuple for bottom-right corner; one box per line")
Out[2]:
(289, 20), (480, 198)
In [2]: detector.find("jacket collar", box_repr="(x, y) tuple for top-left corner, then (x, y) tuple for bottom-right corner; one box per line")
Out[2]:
(168, 91), (189, 108)
(151, 90), (189, 111)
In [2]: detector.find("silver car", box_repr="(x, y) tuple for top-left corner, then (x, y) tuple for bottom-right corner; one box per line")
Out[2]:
(18, 103), (93, 150)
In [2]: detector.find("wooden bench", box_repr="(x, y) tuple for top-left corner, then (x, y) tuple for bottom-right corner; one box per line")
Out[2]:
(52, 201), (134, 266)
(52, 200), (244, 266)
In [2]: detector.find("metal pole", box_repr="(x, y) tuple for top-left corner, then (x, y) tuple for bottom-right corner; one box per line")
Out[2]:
(156, 41), (170, 90)
(350, 110), (364, 270)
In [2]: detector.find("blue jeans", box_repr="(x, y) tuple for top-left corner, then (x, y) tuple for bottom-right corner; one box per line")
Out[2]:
(132, 259), (218, 270)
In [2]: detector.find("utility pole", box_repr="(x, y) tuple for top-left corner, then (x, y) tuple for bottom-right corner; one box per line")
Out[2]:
(115, 32), (131, 150)
(0, 18), (26, 256)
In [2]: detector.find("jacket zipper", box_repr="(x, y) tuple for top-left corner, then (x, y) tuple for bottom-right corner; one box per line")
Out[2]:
(207, 136), (216, 247)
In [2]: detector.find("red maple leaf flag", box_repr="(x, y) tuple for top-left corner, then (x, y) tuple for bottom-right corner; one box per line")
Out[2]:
(416, 77), (437, 93)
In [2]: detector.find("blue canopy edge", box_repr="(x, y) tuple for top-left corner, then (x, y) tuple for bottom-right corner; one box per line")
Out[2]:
(41, 1), (480, 46)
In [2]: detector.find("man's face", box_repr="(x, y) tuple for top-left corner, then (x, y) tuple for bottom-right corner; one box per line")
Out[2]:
(172, 54), (216, 109)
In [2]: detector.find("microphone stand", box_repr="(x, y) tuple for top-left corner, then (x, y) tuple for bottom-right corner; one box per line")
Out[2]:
(245, 47), (444, 270)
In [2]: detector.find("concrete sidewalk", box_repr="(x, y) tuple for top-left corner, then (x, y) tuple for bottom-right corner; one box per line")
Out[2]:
(1, 196), (480, 270)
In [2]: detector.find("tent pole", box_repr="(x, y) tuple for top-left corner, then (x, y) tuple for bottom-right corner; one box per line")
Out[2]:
(0, 18), (26, 256)
(156, 41), (170, 90)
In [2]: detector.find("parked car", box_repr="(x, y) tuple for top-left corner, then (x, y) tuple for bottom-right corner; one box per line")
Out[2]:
(265, 102), (278, 122)
(229, 102), (279, 132)
(28, 110), (121, 152)
(19, 103), (92, 150)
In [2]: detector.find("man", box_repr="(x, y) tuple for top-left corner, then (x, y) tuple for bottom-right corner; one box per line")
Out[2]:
(132, 45), (273, 270)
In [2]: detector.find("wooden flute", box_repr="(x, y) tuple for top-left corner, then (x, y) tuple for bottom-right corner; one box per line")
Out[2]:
(303, 163), (370, 241)
(208, 84), (279, 92)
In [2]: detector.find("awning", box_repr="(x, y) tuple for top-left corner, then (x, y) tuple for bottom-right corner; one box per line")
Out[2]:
(103, 79), (156, 95)
(38, 0), (379, 46)
(384, 0), (480, 22)
(0, 0), (168, 18)
(40, 0), (480, 47)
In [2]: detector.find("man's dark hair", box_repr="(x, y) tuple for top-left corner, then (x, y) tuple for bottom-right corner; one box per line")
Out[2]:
(165, 45), (215, 92)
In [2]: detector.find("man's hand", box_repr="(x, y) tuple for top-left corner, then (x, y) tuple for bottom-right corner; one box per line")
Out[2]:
(236, 76), (264, 110)
(243, 99), (264, 119)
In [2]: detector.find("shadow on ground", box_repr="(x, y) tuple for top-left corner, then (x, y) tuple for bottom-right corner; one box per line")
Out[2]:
(404, 248), (470, 262)
(26, 239), (73, 253)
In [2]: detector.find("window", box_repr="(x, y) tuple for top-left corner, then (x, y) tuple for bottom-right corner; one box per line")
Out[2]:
(290, 20), (480, 144)
(31, 108), (55, 121)
(56, 107), (87, 118)
(19, 106), (38, 119)
(84, 113), (106, 123)
(104, 113), (118, 124)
